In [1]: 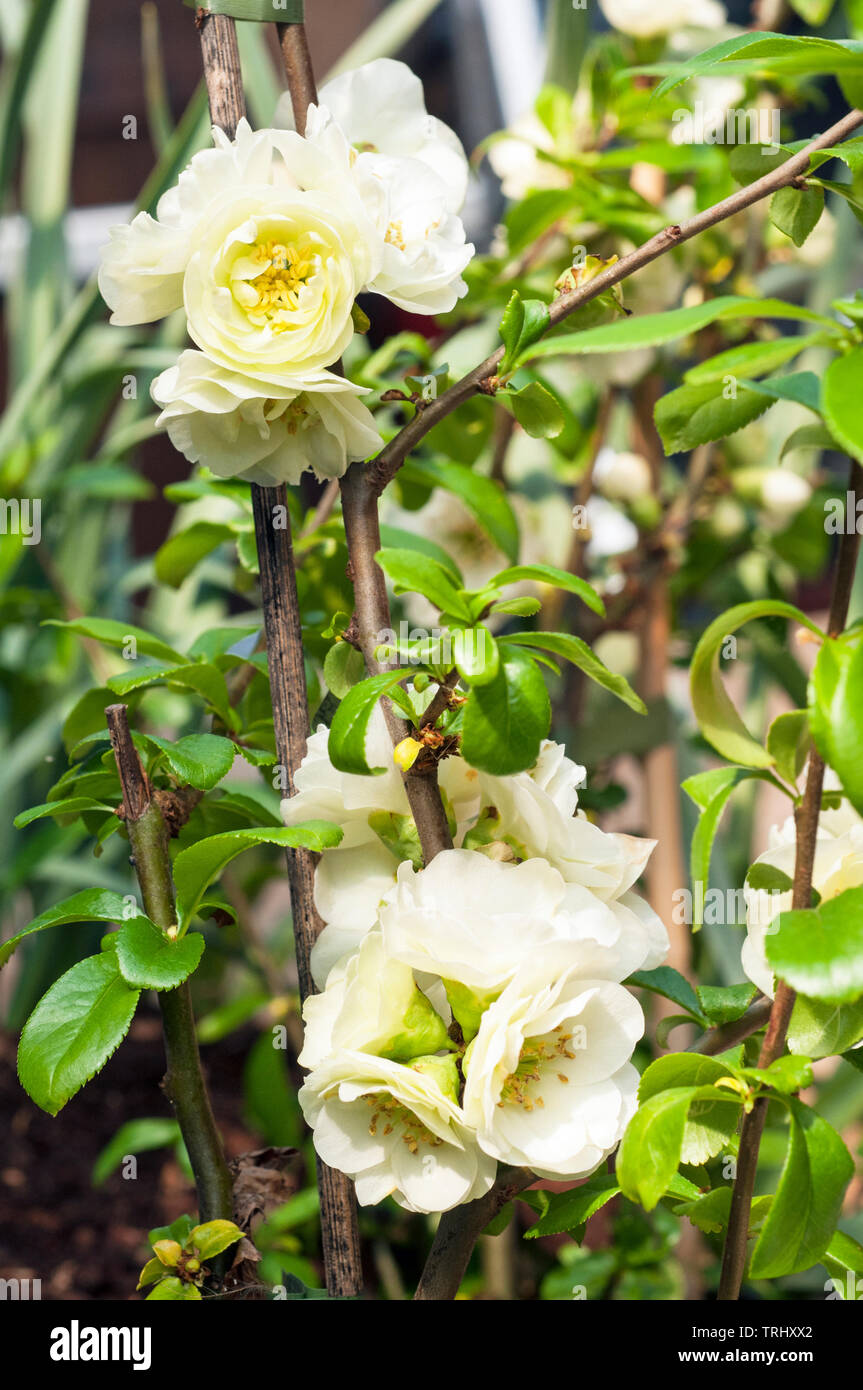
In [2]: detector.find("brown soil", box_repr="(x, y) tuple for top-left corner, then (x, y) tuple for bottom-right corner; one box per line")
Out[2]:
(0, 1010), (258, 1301)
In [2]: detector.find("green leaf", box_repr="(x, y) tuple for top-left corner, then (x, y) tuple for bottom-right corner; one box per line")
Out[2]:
(488, 564), (604, 618)
(617, 1088), (698, 1210)
(378, 525), (463, 583)
(328, 669), (413, 776)
(93, 1118), (182, 1186)
(787, 995), (863, 1057)
(18, 954), (140, 1115)
(746, 863), (794, 893)
(323, 641), (366, 700)
(685, 767), (748, 931)
(0, 889), (133, 968)
(740, 372), (822, 415)
(637, 1057), (743, 1166)
(502, 631), (645, 713)
(521, 295), (827, 362)
(452, 626), (499, 686)
(824, 349), (863, 464)
(810, 628), (863, 816)
(821, 1230), (863, 1297)
(767, 710), (811, 786)
(154, 521), (235, 588)
(770, 184), (825, 246)
(401, 458), (519, 564)
(173, 823), (342, 931)
(696, 983), (759, 1025)
(499, 290), (550, 374)
(500, 381), (565, 439)
(690, 600), (823, 767)
(781, 422), (837, 461)
(146, 733), (237, 790)
(375, 548), (473, 622)
(685, 336), (821, 385)
(146, 1276), (201, 1301)
(628, 966), (705, 1022)
(655, 380), (772, 455)
(13, 795), (115, 828)
(44, 617), (184, 665)
(757, 1055), (814, 1094)
(116, 917), (205, 991)
(766, 885), (863, 1004)
(461, 648), (550, 775)
(524, 1173), (620, 1238)
(188, 1219), (243, 1260)
(750, 1100), (854, 1279)
(107, 663), (237, 731)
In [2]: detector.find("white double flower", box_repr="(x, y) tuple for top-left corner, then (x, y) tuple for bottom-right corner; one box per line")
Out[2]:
(99, 60), (473, 484)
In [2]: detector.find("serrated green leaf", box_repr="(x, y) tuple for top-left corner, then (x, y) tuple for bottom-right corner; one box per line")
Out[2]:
(44, 617), (184, 665)
(173, 823), (342, 931)
(766, 885), (863, 1004)
(525, 1173), (620, 1238)
(13, 795), (115, 828)
(18, 954), (140, 1115)
(685, 336), (820, 385)
(146, 733), (237, 790)
(655, 380), (773, 455)
(328, 669), (413, 776)
(501, 381), (565, 439)
(116, 917), (205, 991)
(461, 648), (550, 775)
(628, 966), (705, 1022)
(824, 349), (863, 465)
(750, 1099), (853, 1279)
(810, 628), (863, 816)
(0, 889), (133, 968)
(488, 564), (604, 617)
(375, 548), (473, 622)
(770, 184), (825, 246)
(788, 994), (863, 1057)
(188, 1219), (243, 1259)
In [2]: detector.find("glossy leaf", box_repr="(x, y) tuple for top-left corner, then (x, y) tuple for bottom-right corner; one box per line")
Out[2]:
(18, 953), (140, 1115)
(173, 823), (342, 930)
(116, 917), (205, 991)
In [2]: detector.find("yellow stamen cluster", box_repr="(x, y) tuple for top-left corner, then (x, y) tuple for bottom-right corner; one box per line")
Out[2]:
(498, 1026), (579, 1111)
(364, 1093), (444, 1156)
(238, 241), (317, 329)
(385, 221), (407, 252)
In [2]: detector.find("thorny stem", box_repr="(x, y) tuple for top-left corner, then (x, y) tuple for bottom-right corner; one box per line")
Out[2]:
(718, 461), (863, 1301)
(105, 705), (233, 1230)
(196, 10), (362, 1298)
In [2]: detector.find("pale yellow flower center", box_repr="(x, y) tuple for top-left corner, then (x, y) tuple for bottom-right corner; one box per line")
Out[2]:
(498, 1026), (578, 1111)
(364, 1093), (445, 1155)
(232, 239), (318, 332)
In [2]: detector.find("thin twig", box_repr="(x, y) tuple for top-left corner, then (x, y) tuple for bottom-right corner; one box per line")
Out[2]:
(367, 108), (863, 496)
(718, 460), (863, 1301)
(105, 704), (233, 1229)
(195, 10), (362, 1299)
